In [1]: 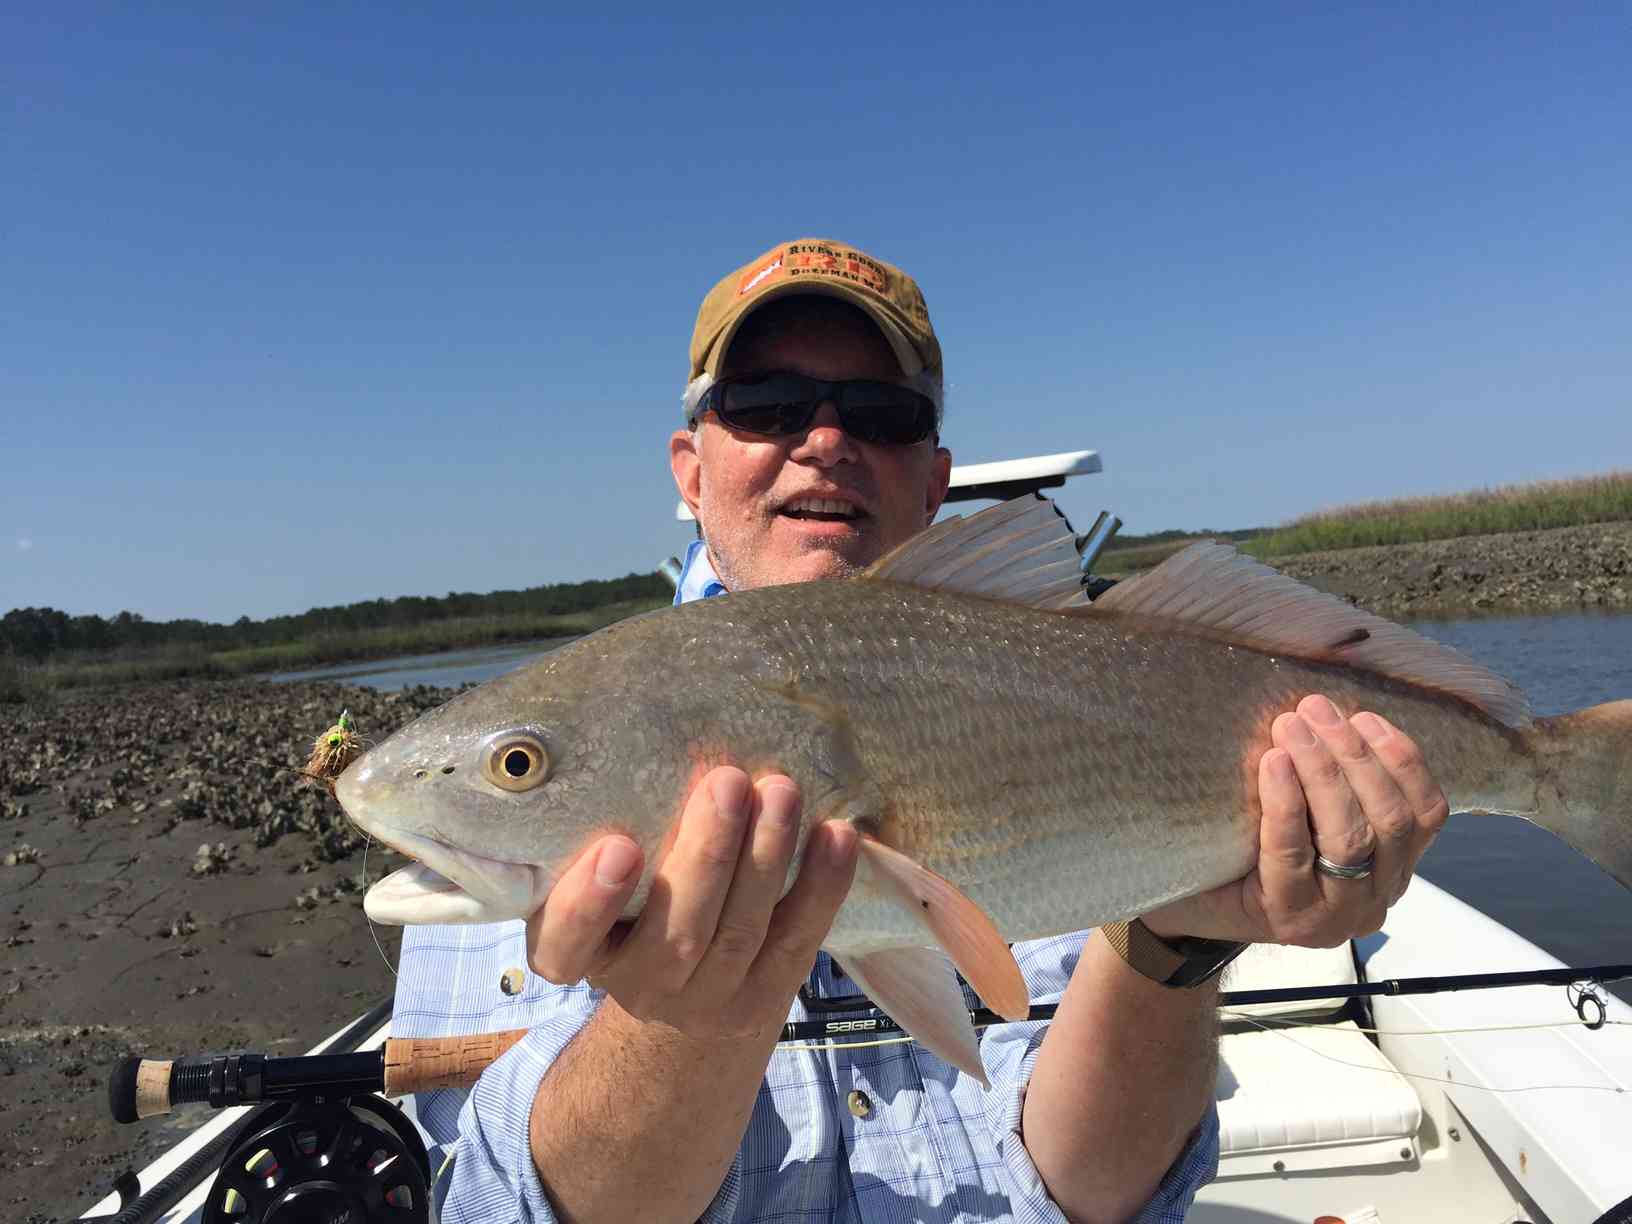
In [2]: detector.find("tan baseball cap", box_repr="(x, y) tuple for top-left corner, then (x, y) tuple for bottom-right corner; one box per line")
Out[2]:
(688, 237), (942, 383)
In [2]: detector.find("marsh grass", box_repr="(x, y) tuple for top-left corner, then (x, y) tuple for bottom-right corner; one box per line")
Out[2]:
(1096, 529), (1259, 575)
(0, 653), (54, 705)
(1095, 471), (1632, 572)
(1245, 471), (1632, 560)
(40, 598), (669, 690)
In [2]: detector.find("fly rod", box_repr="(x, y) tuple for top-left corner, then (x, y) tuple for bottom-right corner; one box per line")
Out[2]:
(781, 960), (1632, 1043)
(109, 961), (1632, 1122)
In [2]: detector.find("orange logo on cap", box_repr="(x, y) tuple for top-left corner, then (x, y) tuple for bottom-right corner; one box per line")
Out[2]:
(783, 243), (888, 295)
(737, 257), (784, 297)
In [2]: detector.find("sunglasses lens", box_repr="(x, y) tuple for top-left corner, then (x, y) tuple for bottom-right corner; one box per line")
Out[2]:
(716, 376), (817, 435)
(713, 374), (935, 444)
(839, 384), (936, 444)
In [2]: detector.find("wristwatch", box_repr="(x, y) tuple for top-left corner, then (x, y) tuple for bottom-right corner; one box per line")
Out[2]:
(1102, 918), (1247, 988)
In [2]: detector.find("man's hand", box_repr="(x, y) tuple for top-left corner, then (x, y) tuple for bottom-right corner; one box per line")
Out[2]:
(1145, 693), (1450, 948)
(525, 766), (857, 1041)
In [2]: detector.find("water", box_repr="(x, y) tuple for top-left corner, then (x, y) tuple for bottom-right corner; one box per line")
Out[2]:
(274, 612), (1632, 996)
(1404, 612), (1632, 1000)
(265, 638), (568, 690)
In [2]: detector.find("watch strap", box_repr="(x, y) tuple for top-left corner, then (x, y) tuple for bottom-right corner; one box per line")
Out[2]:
(1103, 918), (1246, 989)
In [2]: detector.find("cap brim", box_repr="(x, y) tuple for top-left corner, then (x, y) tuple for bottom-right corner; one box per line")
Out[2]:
(702, 281), (926, 381)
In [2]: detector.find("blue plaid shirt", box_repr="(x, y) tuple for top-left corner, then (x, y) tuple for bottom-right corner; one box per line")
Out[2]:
(394, 539), (1219, 1222)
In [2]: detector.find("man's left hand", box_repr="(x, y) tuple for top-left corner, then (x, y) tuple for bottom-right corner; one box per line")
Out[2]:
(1143, 693), (1450, 948)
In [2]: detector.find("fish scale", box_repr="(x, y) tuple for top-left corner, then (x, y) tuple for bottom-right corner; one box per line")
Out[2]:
(646, 580), (1506, 945)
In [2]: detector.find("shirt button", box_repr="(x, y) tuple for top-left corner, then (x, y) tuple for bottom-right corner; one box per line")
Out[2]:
(847, 1090), (872, 1119)
(499, 967), (526, 996)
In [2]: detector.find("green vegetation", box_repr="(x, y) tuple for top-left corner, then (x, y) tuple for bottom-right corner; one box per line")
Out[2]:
(1093, 471), (1632, 573)
(1, 571), (670, 662)
(33, 599), (668, 690)
(1096, 528), (1258, 575)
(1245, 470), (1632, 560)
(2, 571), (673, 690)
(0, 653), (54, 705)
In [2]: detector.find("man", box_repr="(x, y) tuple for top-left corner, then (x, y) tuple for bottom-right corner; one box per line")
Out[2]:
(396, 238), (1447, 1223)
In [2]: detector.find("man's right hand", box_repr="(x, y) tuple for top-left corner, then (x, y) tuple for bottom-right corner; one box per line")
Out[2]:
(524, 766), (858, 1042)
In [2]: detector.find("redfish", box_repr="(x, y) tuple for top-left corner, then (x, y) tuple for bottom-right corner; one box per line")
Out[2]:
(335, 497), (1632, 1080)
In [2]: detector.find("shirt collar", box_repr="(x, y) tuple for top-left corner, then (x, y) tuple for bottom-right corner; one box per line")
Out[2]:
(673, 538), (728, 605)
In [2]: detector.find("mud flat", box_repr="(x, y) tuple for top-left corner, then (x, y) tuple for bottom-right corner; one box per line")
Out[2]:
(1265, 521), (1632, 619)
(0, 680), (450, 1223)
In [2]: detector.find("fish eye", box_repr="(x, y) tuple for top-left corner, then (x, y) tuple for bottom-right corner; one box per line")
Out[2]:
(483, 732), (550, 793)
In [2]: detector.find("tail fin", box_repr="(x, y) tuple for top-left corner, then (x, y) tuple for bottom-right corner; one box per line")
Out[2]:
(1532, 700), (1632, 892)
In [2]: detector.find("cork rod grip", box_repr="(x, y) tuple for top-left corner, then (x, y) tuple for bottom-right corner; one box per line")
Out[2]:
(382, 1029), (529, 1096)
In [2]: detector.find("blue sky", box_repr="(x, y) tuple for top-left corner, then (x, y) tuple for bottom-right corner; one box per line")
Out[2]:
(6, 4), (1629, 623)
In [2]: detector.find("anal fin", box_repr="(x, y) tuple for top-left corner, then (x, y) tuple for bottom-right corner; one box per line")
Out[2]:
(840, 947), (988, 1086)
(857, 836), (1029, 1022)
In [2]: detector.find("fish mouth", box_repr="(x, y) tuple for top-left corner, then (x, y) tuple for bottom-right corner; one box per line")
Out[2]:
(360, 825), (546, 925)
(336, 761), (547, 925)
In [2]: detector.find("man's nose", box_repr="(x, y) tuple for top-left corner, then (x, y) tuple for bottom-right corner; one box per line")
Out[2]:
(791, 400), (857, 464)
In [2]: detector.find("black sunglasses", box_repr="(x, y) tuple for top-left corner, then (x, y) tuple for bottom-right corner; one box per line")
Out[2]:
(695, 372), (938, 446)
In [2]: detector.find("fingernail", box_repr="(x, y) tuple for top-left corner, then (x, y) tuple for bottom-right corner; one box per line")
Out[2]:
(759, 782), (800, 831)
(1265, 748), (1295, 785)
(1283, 714), (1318, 748)
(710, 770), (748, 815)
(595, 839), (640, 888)
(1303, 695), (1342, 727)
(1352, 712), (1392, 744)
(822, 823), (857, 866)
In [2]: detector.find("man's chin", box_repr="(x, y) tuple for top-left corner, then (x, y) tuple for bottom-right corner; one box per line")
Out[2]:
(762, 523), (880, 583)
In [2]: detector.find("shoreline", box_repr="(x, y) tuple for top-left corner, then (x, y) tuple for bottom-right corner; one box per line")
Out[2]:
(1262, 521), (1632, 620)
(1100, 521), (1632, 620)
(24, 596), (671, 693)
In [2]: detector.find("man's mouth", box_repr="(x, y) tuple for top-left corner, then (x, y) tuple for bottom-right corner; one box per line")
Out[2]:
(780, 496), (868, 523)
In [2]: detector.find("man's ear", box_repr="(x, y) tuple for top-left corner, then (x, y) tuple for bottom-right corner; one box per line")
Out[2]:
(670, 428), (704, 521)
(925, 445), (953, 524)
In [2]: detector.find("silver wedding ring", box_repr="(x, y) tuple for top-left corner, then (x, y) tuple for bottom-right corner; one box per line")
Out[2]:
(1314, 851), (1376, 881)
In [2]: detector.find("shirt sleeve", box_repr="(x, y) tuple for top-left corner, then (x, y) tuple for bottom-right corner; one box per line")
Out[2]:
(976, 933), (1222, 1224)
(438, 998), (599, 1224)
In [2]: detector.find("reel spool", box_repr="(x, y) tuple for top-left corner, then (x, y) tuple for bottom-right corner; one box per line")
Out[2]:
(200, 1094), (430, 1224)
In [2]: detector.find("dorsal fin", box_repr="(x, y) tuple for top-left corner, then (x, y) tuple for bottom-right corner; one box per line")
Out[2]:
(1093, 542), (1532, 727)
(861, 494), (1090, 610)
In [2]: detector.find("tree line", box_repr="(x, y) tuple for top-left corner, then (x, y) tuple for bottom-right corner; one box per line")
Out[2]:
(1, 571), (670, 660)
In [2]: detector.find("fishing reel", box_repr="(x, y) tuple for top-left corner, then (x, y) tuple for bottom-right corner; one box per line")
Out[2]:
(106, 1024), (532, 1223)
(200, 1094), (430, 1224)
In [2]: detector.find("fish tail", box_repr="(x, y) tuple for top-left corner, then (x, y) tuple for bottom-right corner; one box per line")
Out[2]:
(1531, 700), (1632, 891)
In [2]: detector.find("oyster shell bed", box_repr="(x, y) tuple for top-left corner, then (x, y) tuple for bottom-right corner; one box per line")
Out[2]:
(0, 678), (453, 1223)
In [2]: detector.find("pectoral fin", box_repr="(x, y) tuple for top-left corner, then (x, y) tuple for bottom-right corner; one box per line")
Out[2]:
(839, 947), (988, 1085)
(857, 836), (1030, 1022)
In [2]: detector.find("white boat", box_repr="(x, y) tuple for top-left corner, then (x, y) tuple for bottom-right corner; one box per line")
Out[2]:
(1195, 878), (1632, 1223)
(83, 450), (1632, 1224)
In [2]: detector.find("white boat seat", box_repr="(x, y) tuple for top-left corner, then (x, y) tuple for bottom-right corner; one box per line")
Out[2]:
(1213, 945), (1421, 1175)
(1214, 1021), (1423, 1176)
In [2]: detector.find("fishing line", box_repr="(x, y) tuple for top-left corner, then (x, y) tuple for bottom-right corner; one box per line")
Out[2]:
(1224, 1011), (1629, 1096)
(361, 834), (397, 979)
(235, 743), (396, 977)
(775, 1018), (1630, 1060)
(1219, 1011), (1632, 1038)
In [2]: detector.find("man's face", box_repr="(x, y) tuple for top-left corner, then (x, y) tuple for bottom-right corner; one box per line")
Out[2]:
(670, 301), (952, 592)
